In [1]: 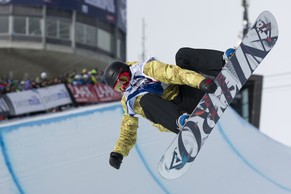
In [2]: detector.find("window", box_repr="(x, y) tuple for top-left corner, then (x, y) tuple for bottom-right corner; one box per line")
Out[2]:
(46, 19), (57, 37)
(116, 38), (121, 58)
(242, 89), (249, 121)
(13, 16), (26, 34)
(76, 23), (96, 46)
(13, 16), (42, 36)
(59, 20), (70, 39)
(116, 37), (125, 59)
(75, 23), (85, 43)
(0, 16), (9, 34)
(46, 17), (71, 40)
(85, 25), (96, 46)
(29, 17), (41, 35)
(97, 28), (111, 52)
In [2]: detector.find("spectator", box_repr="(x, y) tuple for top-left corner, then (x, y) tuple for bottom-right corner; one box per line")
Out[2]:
(72, 74), (83, 85)
(89, 69), (98, 84)
(82, 74), (91, 84)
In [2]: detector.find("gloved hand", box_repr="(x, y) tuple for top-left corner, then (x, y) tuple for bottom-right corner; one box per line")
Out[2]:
(199, 78), (217, 93)
(109, 152), (123, 169)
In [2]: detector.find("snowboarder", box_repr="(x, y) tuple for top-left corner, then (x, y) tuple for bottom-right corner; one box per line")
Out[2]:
(104, 47), (228, 169)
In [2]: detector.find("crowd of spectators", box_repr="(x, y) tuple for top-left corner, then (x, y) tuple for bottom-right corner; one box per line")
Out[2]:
(0, 67), (104, 95)
(0, 67), (105, 121)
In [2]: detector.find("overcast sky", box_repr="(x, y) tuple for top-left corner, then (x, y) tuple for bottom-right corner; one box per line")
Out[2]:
(126, 0), (291, 147)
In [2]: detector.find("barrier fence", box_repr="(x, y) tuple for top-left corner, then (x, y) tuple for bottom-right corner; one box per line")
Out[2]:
(0, 83), (121, 118)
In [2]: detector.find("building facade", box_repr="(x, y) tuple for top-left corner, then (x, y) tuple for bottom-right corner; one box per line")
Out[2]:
(0, 0), (126, 79)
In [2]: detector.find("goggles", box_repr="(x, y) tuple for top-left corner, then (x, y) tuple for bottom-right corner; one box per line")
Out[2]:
(113, 71), (131, 92)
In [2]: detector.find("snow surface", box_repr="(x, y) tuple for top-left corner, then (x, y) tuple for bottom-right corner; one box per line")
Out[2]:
(0, 102), (291, 194)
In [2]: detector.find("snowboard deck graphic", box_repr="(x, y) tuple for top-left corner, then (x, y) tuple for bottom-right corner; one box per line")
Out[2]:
(158, 10), (278, 179)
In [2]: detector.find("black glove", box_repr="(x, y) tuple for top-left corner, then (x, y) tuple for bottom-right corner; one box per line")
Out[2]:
(199, 78), (217, 93)
(109, 152), (123, 169)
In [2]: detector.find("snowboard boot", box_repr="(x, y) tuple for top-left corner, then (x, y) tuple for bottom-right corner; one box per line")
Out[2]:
(176, 113), (190, 130)
(223, 48), (235, 62)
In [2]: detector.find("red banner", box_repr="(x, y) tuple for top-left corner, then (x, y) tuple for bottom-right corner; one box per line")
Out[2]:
(67, 83), (121, 103)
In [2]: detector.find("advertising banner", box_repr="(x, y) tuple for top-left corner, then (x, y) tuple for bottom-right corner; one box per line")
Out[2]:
(93, 84), (121, 102)
(67, 84), (99, 103)
(68, 83), (121, 103)
(37, 84), (72, 109)
(0, 96), (10, 116)
(5, 84), (72, 115)
(6, 89), (46, 115)
(1, 83), (120, 117)
(115, 0), (126, 33)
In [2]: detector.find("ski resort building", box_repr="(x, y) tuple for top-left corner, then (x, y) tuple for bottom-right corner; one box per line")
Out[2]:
(0, 0), (126, 79)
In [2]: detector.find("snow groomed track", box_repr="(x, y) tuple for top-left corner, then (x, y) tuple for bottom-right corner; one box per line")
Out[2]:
(0, 102), (290, 194)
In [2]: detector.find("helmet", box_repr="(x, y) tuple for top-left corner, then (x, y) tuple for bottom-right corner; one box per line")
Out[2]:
(82, 68), (87, 74)
(40, 72), (47, 79)
(91, 69), (97, 75)
(82, 74), (89, 79)
(74, 74), (81, 80)
(104, 61), (130, 88)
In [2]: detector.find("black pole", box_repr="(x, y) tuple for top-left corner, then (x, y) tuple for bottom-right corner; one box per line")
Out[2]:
(242, 0), (249, 37)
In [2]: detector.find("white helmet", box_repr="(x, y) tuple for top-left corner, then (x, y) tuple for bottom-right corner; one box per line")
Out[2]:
(41, 72), (47, 79)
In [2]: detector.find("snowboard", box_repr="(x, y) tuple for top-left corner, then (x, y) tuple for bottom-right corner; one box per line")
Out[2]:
(158, 10), (278, 179)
